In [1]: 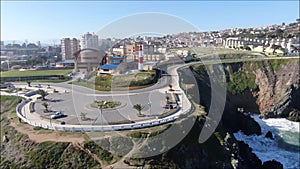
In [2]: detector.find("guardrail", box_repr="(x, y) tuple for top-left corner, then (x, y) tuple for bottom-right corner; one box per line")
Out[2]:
(15, 96), (192, 132)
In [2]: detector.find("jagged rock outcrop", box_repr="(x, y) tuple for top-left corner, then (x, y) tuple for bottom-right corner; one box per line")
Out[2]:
(221, 59), (299, 120)
(262, 160), (284, 169)
(265, 131), (274, 140)
(254, 60), (299, 118)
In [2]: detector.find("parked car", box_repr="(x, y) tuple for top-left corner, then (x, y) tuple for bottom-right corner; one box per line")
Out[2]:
(50, 112), (65, 119)
(163, 104), (174, 109)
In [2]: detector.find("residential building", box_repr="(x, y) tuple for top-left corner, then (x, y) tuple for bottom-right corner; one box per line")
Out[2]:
(112, 46), (125, 55)
(80, 32), (99, 49)
(61, 38), (79, 60)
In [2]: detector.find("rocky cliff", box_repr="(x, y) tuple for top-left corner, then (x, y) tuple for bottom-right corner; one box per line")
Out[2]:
(223, 59), (300, 120)
(254, 60), (299, 119)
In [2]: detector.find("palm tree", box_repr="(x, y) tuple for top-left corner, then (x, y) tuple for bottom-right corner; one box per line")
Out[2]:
(27, 81), (31, 87)
(169, 84), (173, 91)
(166, 96), (170, 104)
(80, 112), (87, 121)
(133, 104), (145, 116)
(42, 102), (49, 112)
(38, 90), (48, 100)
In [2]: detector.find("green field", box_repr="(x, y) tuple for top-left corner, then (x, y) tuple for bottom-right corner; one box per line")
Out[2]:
(0, 69), (73, 78)
(71, 70), (158, 91)
(172, 47), (263, 59)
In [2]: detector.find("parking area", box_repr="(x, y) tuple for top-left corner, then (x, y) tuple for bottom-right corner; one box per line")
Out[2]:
(33, 86), (169, 125)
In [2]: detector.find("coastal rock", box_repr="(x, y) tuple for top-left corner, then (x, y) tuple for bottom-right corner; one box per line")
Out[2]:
(255, 60), (299, 118)
(262, 160), (284, 169)
(287, 109), (300, 122)
(237, 141), (262, 169)
(265, 131), (274, 140)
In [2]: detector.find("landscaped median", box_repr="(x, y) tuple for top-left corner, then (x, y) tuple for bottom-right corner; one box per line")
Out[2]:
(90, 100), (121, 109)
(70, 70), (158, 91)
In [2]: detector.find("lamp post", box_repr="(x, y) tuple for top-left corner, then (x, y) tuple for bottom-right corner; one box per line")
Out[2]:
(181, 78), (184, 112)
(99, 105), (103, 131)
(98, 101), (106, 131)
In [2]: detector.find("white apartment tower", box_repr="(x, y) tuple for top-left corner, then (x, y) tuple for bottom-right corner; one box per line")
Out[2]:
(61, 38), (80, 60)
(80, 32), (99, 49)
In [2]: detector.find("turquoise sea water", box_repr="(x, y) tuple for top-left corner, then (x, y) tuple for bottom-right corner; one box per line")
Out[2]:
(234, 115), (300, 169)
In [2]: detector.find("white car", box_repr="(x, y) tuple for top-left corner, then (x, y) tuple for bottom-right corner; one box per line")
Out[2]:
(50, 112), (65, 119)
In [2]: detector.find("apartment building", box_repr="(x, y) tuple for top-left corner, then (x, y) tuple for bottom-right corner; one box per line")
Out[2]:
(80, 32), (99, 49)
(61, 38), (79, 60)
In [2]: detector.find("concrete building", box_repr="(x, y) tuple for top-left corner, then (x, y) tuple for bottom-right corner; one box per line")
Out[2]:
(55, 60), (75, 68)
(61, 38), (79, 61)
(112, 46), (125, 56)
(80, 32), (99, 49)
(76, 49), (104, 72)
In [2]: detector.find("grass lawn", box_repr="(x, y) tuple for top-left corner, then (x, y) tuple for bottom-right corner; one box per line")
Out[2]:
(0, 69), (73, 78)
(71, 70), (158, 91)
(172, 47), (262, 59)
(191, 47), (261, 58)
(29, 79), (71, 83)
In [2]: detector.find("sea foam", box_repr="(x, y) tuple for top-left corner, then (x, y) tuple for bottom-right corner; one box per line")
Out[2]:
(234, 115), (300, 169)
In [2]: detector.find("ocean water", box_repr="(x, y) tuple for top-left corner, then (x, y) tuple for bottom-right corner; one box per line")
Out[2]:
(234, 115), (300, 169)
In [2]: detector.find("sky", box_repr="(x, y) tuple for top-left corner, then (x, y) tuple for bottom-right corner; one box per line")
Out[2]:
(1, 1), (299, 44)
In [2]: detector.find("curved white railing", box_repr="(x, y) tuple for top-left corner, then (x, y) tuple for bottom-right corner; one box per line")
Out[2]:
(15, 96), (192, 132)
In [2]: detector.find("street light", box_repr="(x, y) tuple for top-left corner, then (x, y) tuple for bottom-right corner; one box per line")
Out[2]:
(98, 101), (107, 131)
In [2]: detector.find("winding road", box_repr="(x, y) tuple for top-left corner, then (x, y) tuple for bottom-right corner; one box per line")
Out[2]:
(2, 55), (299, 131)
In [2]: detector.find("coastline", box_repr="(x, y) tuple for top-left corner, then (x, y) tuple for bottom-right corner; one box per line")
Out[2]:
(234, 115), (300, 169)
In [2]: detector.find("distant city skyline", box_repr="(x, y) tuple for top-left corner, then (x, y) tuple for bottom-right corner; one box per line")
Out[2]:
(1, 1), (299, 44)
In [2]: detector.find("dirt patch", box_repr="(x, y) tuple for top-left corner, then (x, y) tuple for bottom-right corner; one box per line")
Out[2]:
(9, 122), (86, 143)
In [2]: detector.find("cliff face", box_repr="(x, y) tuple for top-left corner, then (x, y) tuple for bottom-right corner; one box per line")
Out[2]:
(223, 59), (300, 119)
(254, 60), (299, 118)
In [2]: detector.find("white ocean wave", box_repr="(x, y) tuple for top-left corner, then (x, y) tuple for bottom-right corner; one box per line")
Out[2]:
(234, 115), (300, 169)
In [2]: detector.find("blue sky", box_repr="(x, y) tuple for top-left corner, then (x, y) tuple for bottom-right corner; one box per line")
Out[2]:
(1, 1), (299, 43)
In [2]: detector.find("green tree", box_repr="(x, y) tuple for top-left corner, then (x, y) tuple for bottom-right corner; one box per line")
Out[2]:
(245, 46), (251, 51)
(42, 102), (49, 112)
(169, 84), (173, 91)
(166, 96), (170, 103)
(133, 104), (145, 116)
(38, 90), (48, 100)
(80, 112), (88, 121)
